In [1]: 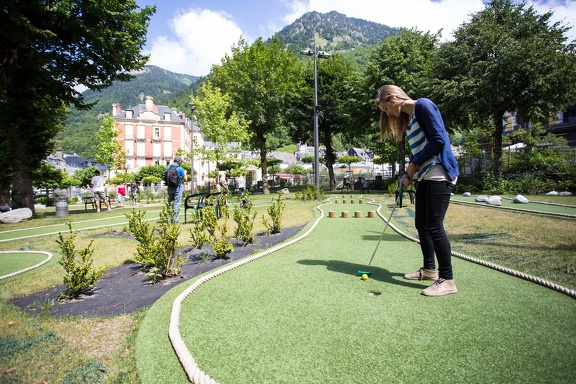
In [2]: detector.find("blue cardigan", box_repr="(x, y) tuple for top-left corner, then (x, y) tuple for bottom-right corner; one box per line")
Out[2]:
(412, 98), (460, 181)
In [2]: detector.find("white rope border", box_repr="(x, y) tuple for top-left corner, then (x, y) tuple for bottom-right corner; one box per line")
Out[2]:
(169, 195), (576, 383)
(169, 199), (333, 384)
(366, 199), (576, 299)
(0, 250), (53, 280)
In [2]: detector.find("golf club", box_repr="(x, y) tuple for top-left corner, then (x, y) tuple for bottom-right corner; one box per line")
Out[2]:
(357, 178), (407, 276)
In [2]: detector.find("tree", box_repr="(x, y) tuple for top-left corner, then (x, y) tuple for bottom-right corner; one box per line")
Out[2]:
(211, 36), (304, 194)
(0, 1), (155, 212)
(432, 0), (576, 178)
(364, 28), (440, 174)
(337, 155), (362, 179)
(32, 163), (67, 198)
(192, 81), (250, 177)
(288, 53), (359, 191)
(95, 117), (126, 185)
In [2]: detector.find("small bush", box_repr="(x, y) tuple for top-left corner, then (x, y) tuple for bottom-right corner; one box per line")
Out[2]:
(262, 193), (285, 235)
(126, 203), (184, 283)
(56, 223), (104, 299)
(233, 205), (257, 244)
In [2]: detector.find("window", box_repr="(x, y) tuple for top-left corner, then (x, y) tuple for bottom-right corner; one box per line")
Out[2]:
(126, 110), (133, 119)
(125, 125), (134, 139)
(164, 112), (171, 121)
(154, 126), (160, 139)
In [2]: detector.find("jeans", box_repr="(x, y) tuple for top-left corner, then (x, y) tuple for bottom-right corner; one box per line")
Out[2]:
(167, 184), (183, 222)
(414, 180), (454, 280)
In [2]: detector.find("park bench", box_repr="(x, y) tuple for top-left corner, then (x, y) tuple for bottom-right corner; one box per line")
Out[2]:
(184, 192), (228, 223)
(84, 196), (111, 211)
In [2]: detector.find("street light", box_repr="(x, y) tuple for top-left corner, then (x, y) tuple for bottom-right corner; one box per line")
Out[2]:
(301, 32), (330, 199)
(188, 102), (196, 192)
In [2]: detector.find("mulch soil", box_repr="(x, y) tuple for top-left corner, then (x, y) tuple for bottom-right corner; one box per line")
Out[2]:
(9, 226), (303, 318)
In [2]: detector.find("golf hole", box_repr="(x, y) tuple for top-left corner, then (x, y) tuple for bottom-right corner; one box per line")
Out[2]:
(369, 291), (382, 296)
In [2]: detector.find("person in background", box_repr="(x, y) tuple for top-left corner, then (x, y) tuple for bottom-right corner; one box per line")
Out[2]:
(374, 84), (460, 297)
(0, 197), (10, 213)
(166, 156), (187, 223)
(117, 182), (126, 207)
(235, 173), (246, 194)
(129, 180), (139, 205)
(90, 169), (111, 212)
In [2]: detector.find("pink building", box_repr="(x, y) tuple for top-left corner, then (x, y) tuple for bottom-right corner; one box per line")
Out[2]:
(112, 96), (196, 172)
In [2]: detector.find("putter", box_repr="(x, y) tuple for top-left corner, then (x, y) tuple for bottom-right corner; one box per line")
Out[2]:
(357, 180), (407, 276)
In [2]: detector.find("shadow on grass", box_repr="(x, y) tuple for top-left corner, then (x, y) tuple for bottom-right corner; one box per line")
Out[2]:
(297, 259), (425, 289)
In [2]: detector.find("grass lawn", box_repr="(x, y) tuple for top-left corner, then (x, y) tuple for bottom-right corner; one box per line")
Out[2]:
(0, 192), (575, 383)
(137, 196), (576, 383)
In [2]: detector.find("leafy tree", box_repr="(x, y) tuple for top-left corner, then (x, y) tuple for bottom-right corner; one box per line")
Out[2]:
(69, 166), (99, 189)
(338, 155), (362, 178)
(364, 28), (440, 174)
(192, 81), (250, 176)
(211, 36), (304, 194)
(0, 0), (155, 212)
(95, 117), (125, 184)
(288, 53), (359, 190)
(32, 163), (67, 197)
(136, 165), (166, 184)
(432, 0), (576, 178)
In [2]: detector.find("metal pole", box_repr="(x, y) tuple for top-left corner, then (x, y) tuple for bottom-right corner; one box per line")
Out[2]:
(189, 103), (196, 192)
(313, 32), (320, 199)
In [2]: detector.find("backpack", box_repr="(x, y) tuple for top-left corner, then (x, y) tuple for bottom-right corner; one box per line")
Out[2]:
(165, 165), (179, 188)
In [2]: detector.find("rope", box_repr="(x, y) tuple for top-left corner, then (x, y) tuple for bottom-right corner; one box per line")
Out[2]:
(169, 199), (333, 384)
(367, 199), (576, 299)
(170, 195), (576, 383)
(0, 250), (53, 280)
(450, 199), (576, 219)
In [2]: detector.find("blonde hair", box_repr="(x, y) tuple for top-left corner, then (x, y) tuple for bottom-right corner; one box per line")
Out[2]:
(374, 85), (411, 142)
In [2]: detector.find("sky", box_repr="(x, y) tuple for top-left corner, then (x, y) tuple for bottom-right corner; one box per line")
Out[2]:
(134, 0), (576, 77)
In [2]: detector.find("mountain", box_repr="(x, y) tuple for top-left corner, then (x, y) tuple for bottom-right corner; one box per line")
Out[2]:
(275, 11), (400, 68)
(57, 11), (399, 159)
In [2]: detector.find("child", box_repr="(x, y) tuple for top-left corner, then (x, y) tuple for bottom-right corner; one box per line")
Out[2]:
(117, 182), (126, 207)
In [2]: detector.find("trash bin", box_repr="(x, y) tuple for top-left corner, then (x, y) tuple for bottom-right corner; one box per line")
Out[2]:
(55, 195), (69, 218)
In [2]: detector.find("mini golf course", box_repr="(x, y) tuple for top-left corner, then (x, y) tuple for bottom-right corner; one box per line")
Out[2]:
(135, 195), (576, 384)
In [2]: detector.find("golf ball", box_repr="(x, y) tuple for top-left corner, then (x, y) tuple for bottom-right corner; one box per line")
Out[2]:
(361, 274), (368, 280)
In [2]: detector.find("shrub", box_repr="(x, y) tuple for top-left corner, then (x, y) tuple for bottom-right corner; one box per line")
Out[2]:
(233, 205), (257, 244)
(262, 193), (285, 235)
(56, 223), (104, 299)
(126, 203), (184, 283)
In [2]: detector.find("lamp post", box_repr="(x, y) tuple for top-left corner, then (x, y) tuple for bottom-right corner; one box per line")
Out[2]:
(301, 31), (330, 199)
(188, 102), (196, 192)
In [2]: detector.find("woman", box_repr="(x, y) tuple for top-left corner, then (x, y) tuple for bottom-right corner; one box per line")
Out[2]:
(374, 85), (460, 296)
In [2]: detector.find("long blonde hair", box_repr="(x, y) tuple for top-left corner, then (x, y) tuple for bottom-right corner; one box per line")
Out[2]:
(374, 85), (411, 142)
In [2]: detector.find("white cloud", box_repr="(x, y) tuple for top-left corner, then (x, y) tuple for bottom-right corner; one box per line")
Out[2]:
(145, 9), (244, 77)
(145, 0), (576, 77)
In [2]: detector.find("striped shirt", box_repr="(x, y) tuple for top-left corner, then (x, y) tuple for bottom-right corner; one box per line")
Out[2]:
(407, 113), (449, 182)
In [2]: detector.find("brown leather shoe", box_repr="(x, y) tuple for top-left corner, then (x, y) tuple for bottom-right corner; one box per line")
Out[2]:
(422, 278), (457, 296)
(404, 268), (438, 281)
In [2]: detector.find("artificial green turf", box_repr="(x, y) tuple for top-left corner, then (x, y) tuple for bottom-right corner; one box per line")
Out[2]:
(137, 199), (576, 383)
(0, 253), (49, 276)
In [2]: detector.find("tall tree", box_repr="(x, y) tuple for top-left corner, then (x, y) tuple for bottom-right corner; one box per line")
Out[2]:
(0, 0), (155, 211)
(95, 117), (125, 185)
(432, 0), (576, 178)
(192, 81), (250, 176)
(288, 53), (358, 190)
(211, 36), (304, 194)
(364, 28), (440, 174)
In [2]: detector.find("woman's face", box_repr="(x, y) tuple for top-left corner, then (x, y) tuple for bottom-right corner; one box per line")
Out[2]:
(378, 95), (401, 117)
